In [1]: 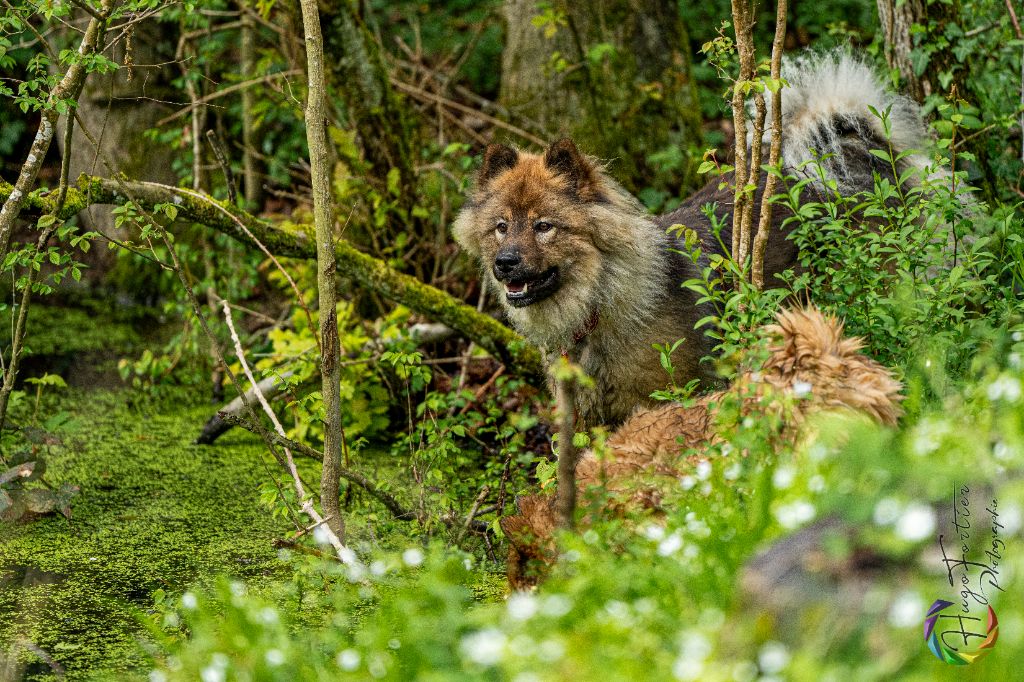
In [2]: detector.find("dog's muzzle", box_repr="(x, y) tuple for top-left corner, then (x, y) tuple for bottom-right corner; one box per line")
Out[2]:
(493, 265), (560, 308)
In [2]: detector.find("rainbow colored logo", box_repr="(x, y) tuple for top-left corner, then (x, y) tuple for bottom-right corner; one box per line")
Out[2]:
(924, 599), (999, 665)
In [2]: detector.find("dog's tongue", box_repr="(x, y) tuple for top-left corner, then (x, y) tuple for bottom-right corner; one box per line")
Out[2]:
(507, 282), (526, 294)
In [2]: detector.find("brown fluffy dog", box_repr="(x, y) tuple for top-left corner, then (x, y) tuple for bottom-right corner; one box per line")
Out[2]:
(500, 307), (903, 589)
(453, 52), (928, 427)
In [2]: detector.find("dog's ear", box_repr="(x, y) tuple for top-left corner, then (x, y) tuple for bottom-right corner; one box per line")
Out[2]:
(478, 144), (519, 184)
(544, 138), (602, 201)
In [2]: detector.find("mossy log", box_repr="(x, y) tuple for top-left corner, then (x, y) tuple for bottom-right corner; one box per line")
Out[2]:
(0, 176), (544, 381)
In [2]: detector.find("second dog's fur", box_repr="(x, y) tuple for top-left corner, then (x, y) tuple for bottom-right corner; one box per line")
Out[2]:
(453, 52), (929, 426)
(500, 307), (903, 589)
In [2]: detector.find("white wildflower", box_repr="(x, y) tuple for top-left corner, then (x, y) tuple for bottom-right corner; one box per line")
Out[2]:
(774, 500), (816, 529)
(336, 649), (360, 671)
(895, 503), (936, 542)
(402, 548), (424, 567)
(888, 591), (924, 627)
(758, 641), (790, 674)
(792, 380), (812, 398)
(507, 592), (538, 621)
(461, 629), (506, 666)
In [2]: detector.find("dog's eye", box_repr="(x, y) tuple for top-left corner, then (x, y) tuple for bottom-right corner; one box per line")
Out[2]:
(495, 220), (508, 235)
(534, 221), (553, 233)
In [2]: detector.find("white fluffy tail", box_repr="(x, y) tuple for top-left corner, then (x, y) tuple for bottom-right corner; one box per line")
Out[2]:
(755, 50), (931, 190)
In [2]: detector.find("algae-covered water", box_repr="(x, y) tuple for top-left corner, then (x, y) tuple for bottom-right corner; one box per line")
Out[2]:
(0, 304), (294, 680)
(0, 387), (292, 680)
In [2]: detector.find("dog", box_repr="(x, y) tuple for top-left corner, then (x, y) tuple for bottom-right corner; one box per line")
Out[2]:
(500, 307), (904, 589)
(453, 52), (929, 427)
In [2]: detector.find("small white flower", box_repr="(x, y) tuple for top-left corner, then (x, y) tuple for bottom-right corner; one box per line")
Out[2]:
(604, 600), (630, 621)
(808, 475), (825, 493)
(370, 560), (387, 576)
(312, 525), (332, 546)
(643, 524), (666, 541)
(402, 548), (424, 567)
(658, 532), (684, 556)
(772, 466), (795, 490)
(888, 591), (924, 627)
(1000, 503), (1022, 535)
(724, 462), (742, 480)
(792, 380), (813, 398)
(388, 639), (401, 650)
(695, 460), (712, 481)
(758, 641), (790, 674)
(895, 503), (936, 542)
(264, 649), (285, 666)
(461, 628), (506, 666)
(774, 500), (815, 529)
(680, 475), (697, 491)
(149, 671), (168, 682)
(988, 375), (1022, 403)
(180, 592), (197, 610)
(507, 592), (538, 621)
(336, 649), (360, 671)
(258, 607), (278, 624)
(672, 657), (704, 681)
(339, 547), (359, 565)
(200, 667), (224, 682)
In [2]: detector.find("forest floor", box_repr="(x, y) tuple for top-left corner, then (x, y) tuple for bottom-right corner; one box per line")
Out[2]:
(0, 302), (297, 680)
(0, 302), (508, 680)
(0, 384), (293, 680)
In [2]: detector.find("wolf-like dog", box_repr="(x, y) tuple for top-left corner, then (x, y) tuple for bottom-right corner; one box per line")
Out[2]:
(453, 52), (930, 426)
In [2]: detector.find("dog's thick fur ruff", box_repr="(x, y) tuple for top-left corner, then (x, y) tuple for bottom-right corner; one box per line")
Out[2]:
(453, 51), (927, 427)
(500, 307), (903, 589)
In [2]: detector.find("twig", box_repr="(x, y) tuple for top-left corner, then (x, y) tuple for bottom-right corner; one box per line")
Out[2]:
(205, 129), (238, 204)
(458, 365), (505, 415)
(454, 485), (490, 545)
(391, 78), (548, 148)
(154, 70), (303, 126)
(222, 299), (350, 556)
(217, 411), (417, 521)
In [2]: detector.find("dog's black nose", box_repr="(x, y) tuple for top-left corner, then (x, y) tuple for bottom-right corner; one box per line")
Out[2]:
(494, 251), (521, 276)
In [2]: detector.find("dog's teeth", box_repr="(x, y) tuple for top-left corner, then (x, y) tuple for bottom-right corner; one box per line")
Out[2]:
(522, 282), (529, 293)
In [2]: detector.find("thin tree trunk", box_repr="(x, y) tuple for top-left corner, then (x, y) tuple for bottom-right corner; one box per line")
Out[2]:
(240, 10), (261, 210)
(729, 0), (756, 268)
(299, 0), (346, 544)
(554, 364), (579, 529)
(752, 1), (788, 289)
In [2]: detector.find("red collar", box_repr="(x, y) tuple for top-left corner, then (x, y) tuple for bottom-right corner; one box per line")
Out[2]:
(573, 308), (600, 345)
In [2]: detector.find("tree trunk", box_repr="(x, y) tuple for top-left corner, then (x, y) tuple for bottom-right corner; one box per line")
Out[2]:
(876, 0), (960, 103)
(500, 0), (702, 195)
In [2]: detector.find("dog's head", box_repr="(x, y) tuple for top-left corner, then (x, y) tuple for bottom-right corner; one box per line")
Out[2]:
(453, 139), (612, 310)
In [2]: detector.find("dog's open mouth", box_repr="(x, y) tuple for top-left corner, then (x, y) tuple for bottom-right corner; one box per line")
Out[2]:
(502, 267), (559, 307)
